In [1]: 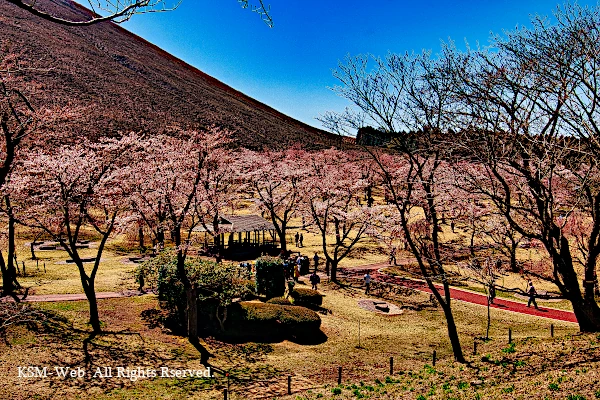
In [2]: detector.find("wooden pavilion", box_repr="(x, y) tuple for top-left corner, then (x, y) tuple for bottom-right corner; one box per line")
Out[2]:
(194, 214), (278, 259)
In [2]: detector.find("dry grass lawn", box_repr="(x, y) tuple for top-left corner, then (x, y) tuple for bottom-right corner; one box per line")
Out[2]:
(0, 275), (583, 400)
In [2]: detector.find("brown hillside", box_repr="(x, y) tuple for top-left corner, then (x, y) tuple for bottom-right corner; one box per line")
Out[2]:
(0, 0), (342, 149)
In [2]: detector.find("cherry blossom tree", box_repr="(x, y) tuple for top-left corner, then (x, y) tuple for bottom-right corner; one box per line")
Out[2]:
(8, 134), (139, 333)
(130, 128), (236, 340)
(300, 149), (373, 282)
(243, 148), (305, 252)
(0, 52), (78, 298)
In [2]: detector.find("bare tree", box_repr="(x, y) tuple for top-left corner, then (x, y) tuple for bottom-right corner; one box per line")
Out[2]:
(446, 3), (600, 331)
(461, 256), (500, 340)
(323, 51), (466, 362)
(4, 0), (273, 27)
(0, 302), (47, 334)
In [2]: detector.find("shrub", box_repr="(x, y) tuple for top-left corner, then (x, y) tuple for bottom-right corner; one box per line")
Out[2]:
(255, 256), (285, 299)
(139, 251), (253, 331)
(290, 288), (323, 307)
(266, 297), (292, 305)
(226, 301), (321, 339)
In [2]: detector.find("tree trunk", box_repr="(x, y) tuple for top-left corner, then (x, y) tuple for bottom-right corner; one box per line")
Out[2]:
(486, 296), (491, 340)
(216, 305), (227, 332)
(187, 287), (198, 339)
(0, 251), (17, 296)
(330, 259), (338, 282)
(3, 200), (20, 293)
(138, 226), (145, 253)
(510, 246), (518, 273)
(440, 300), (466, 363)
(554, 234), (600, 331)
(83, 282), (102, 333)
(572, 298), (600, 332)
(30, 242), (37, 260)
(156, 228), (165, 248)
(278, 230), (287, 252)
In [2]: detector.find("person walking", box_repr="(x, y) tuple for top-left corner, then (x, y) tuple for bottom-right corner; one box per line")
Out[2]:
(313, 252), (320, 271)
(527, 281), (539, 309)
(388, 246), (397, 266)
(295, 232), (300, 247)
(364, 271), (371, 295)
(488, 282), (496, 304)
(309, 271), (320, 290)
(299, 233), (304, 247)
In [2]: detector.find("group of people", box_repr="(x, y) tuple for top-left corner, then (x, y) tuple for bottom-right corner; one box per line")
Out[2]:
(279, 249), (322, 291)
(282, 253), (311, 281)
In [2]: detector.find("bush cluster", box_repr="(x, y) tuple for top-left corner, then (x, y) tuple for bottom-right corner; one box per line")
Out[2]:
(290, 287), (323, 308)
(227, 301), (321, 339)
(254, 256), (285, 299)
(138, 251), (253, 330)
(266, 297), (292, 305)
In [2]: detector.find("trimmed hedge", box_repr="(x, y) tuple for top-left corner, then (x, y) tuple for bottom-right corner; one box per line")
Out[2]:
(266, 296), (292, 305)
(290, 288), (323, 308)
(226, 301), (321, 339)
(255, 256), (285, 299)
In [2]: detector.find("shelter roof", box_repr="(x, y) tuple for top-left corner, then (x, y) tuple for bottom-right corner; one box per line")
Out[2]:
(194, 214), (275, 233)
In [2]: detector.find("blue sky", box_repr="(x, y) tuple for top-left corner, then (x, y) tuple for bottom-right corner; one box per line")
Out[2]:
(122, 1), (598, 131)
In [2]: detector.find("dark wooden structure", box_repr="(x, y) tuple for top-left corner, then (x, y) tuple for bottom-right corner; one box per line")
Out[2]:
(194, 215), (278, 260)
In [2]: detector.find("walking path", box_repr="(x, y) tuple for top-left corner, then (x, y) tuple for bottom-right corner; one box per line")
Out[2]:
(3, 262), (577, 324)
(339, 263), (577, 324)
(0, 289), (145, 303)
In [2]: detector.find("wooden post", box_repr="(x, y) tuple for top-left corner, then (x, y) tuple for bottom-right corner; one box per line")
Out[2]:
(44, 262), (46, 273)
(432, 350), (437, 366)
(22, 261), (26, 276)
(509, 328), (512, 344)
(287, 375), (292, 395)
(551, 324), (554, 338)
(389, 356), (394, 375)
(337, 366), (342, 385)
(473, 340), (477, 355)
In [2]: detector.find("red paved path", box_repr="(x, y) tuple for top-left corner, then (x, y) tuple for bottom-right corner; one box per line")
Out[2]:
(340, 263), (577, 324)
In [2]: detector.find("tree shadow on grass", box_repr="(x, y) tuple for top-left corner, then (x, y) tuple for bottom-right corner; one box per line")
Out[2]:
(5, 307), (216, 394)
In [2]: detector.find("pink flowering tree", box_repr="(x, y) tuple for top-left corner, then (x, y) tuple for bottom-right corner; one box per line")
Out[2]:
(130, 128), (236, 341)
(0, 52), (82, 298)
(300, 149), (373, 281)
(243, 148), (305, 252)
(8, 134), (139, 333)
